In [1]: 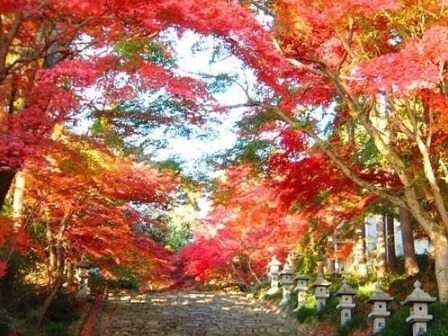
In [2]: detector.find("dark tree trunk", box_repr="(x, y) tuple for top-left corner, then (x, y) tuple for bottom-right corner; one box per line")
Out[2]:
(37, 275), (64, 327)
(0, 169), (17, 211)
(386, 214), (397, 272)
(38, 224), (66, 326)
(399, 207), (420, 276)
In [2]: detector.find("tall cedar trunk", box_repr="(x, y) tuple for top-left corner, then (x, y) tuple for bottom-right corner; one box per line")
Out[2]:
(352, 224), (367, 276)
(12, 171), (26, 230)
(0, 169), (16, 211)
(359, 223), (367, 275)
(376, 214), (387, 278)
(399, 207), (420, 276)
(430, 233), (448, 304)
(65, 261), (74, 288)
(386, 214), (397, 272)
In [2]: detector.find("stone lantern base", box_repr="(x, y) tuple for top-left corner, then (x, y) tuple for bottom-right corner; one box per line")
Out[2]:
(407, 317), (433, 336)
(280, 288), (291, 305)
(412, 321), (428, 336)
(316, 296), (329, 311)
(336, 304), (355, 326)
(294, 290), (308, 311)
(368, 312), (390, 333)
(267, 287), (280, 295)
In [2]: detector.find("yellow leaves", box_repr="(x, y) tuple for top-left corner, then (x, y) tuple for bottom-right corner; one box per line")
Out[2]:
(438, 112), (448, 133)
(274, 1), (313, 37)
(51, 124), (64, 141)
(293, 16), (313, 36)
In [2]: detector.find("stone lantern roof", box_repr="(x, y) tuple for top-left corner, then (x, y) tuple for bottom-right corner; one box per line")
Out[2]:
(367, 284), (394, 303)
(268, 256), (282, 267)
(401, 280), (436, 305)
(294, 274), (310, 281)
(336, 280), (356, 297)
(312, 275), (332, 288)
(280, 262), (294, 276)
(76, 260), (90, 269)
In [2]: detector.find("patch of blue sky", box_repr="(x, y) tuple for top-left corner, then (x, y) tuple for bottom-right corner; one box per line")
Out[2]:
(152, 30), (257, 177)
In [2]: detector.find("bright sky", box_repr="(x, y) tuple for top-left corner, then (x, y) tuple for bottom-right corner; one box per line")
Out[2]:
(153, 31), (253, 176)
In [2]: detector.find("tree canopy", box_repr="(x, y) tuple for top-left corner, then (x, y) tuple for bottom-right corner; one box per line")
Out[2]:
(2, 0), (448, 312)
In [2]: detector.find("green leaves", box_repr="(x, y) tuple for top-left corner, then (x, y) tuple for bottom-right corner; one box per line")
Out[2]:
(114, 40), (175, 67)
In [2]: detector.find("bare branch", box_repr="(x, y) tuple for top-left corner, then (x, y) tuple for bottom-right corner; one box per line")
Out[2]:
(0, 13), (23, 82)
(336, 18), (356, 72)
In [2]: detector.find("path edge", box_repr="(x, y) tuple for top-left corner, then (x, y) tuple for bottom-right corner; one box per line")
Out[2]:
(78, 293), (105, 336)
(248, 294), (311, 336)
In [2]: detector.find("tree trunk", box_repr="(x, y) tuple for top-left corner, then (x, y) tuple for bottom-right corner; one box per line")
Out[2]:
(0, 169), (16, 212)
(65, 261), (74, 289)
(386, 214), (397, 271)
(12, 170), (26, 230)
(376, 214), (387, 278)
(399, 207), (420, 276)
(37, 275), (64, 326)
(430, 233), (448, 304)
(46, 221), (58, 283)
(230, 262), (249, 292)
(38, 224), (67, 326)
(247, 258), (262, 285)
(352, 224), (367, 276)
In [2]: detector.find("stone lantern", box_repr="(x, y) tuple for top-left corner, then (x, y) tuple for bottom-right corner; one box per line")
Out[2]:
(367, 284), (394, 333)
(293, 274), (310, 310)
(267, 256), (282, 294)
(75, 259), (91, 299)
(336, 280), (356, 326)
(311, 264), (332, 311)
(279, 262), (294, 305)
(401, 280), (436, 336)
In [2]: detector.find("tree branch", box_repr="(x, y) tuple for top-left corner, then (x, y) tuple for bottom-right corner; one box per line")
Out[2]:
(0, 13), (23, 83)
(248, 100), (407, 207)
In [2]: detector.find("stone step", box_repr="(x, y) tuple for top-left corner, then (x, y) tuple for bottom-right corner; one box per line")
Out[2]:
(92, 291), (304, 335)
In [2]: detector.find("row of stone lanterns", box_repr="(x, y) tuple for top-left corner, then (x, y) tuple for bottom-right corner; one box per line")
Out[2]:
(267, 256), (437, 336)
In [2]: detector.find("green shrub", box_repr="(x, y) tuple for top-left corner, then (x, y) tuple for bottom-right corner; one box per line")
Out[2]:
(294, 301), (317, 323)
(47, 295), (78, 323)
(377, 306), (412, 336)
(336, 315), (367, 336)
(317, 294), (339, 323)
(106, 278), (139, 290)
(425, 303), (448, 335)
(0, 319), (10, 335)
(44, 321), (70, 336)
